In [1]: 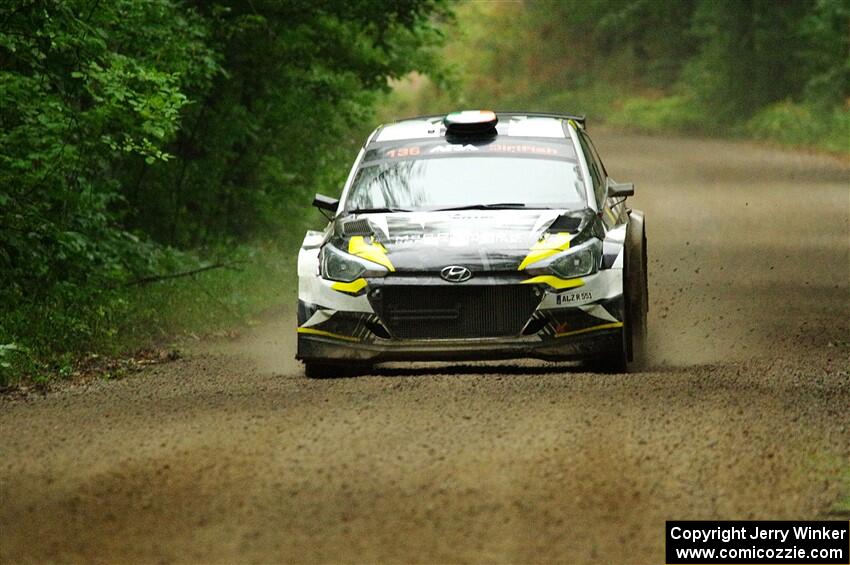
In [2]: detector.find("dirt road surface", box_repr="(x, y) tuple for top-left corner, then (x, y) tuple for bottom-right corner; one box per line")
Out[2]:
(2, 131), (848, 564)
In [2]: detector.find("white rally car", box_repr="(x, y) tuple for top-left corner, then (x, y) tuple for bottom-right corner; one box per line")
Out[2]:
(297, 111), (647, 377)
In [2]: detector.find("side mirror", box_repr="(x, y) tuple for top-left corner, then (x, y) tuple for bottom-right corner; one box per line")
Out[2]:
(606, 181), (634, 198)
(312, 193), (339, 212)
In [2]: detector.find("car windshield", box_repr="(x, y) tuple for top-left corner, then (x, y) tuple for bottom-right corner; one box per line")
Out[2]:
(344, 156), (587, 212)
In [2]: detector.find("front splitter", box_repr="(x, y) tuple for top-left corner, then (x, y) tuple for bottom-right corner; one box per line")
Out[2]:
(296, 329), (623, 364)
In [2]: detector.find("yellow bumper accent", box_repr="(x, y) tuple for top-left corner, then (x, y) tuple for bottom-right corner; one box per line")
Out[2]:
(521, 275), (584, 290)
(349, 236), (395, 271)
(331, 278), (367, 294)
(297, 327), (359, 342)
(555, 322), (623, 338)
(518, 232), (572, 270)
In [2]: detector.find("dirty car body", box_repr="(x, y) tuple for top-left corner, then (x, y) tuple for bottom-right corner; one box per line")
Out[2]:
(297, 111), (648, 376)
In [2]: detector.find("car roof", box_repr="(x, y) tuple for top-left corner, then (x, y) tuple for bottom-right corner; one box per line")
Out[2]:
(372, 112), (584, 143)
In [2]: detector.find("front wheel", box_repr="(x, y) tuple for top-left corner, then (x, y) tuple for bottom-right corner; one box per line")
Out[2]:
(587, 211), (648, 374)
(587, 346), (628, 373)
(303, 362), (370, 379)
(625, 211), (648, 367)
(304, 362), (335, 379)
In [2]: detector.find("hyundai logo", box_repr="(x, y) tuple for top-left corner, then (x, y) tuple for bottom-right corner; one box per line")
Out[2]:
(440, 265), (472, 283)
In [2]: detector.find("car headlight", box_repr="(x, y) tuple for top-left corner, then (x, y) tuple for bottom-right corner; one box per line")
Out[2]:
(320, 244), (388, 282)
(547, 239), (602, 279)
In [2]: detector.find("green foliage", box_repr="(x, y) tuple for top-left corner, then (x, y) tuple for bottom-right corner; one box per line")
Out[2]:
(115, 238), (303, 349)
(1, 1), (218, 300)
(386, 0), (848, 155)
(681, 0), (812, 120)
(0, 0), (448, 385)
(607, 95), (709, 133)
(746, 102), (850, 154)
(799, 0), (850, 108)
(125, 1), (451, 248)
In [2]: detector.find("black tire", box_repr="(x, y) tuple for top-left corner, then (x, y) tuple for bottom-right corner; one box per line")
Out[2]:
(304, 362), (340, 379)
(588, 350), (628, 373)
(303, 361), (369, 379)
(625, 210), (648, 367)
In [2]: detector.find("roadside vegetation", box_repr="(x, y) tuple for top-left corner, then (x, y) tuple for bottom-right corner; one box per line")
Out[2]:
(382, 0), (849, 155)
(0, 0), (449, 385)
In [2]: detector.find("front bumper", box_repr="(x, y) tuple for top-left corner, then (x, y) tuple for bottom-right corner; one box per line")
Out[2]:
(296, 269), (626, 364)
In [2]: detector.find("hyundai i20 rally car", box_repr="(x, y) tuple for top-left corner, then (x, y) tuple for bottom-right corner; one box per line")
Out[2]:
(297, 111), (648, 377)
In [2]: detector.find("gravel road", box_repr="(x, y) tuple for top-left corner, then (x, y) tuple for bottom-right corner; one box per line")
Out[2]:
(2, 131), (848, 564)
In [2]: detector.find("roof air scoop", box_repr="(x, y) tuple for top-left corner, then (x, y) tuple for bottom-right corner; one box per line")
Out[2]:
(444, 110), (498, 136)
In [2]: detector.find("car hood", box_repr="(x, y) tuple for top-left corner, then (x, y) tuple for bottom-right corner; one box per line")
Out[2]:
(331, 209), (596, 272)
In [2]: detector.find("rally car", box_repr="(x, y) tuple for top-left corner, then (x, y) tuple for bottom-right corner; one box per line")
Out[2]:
(297, 111), (648, 377)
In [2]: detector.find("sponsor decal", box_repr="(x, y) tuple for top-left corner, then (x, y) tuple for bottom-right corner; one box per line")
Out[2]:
(393, 231), (534, 246)
(428, 144), (479, 154)
(384, 146), (421, 158)
(488, 143), (561, 156)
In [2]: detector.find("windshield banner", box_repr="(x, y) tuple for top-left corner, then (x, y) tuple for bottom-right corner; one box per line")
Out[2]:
(363, 139), (576, 164)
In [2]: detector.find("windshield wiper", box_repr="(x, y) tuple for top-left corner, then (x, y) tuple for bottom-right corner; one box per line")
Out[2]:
(346, 206), (411, 215)
(432, 202), (531, 211)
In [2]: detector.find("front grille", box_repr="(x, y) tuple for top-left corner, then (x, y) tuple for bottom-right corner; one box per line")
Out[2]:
(372, 285), (540, 339)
